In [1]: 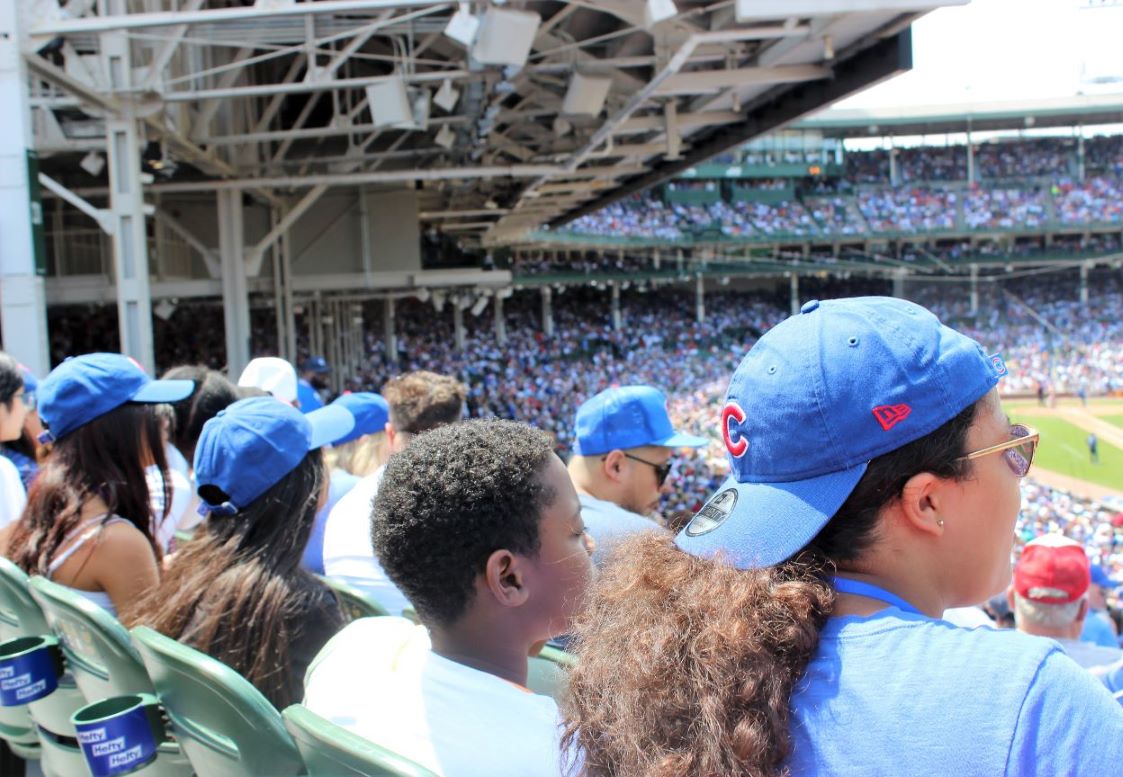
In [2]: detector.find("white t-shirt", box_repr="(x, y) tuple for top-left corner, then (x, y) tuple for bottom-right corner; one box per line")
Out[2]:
(321, 467), (410, 615)
(304, 618), (569, 777)
(147, 445), (194, 552)
(0, 456), (26, 530)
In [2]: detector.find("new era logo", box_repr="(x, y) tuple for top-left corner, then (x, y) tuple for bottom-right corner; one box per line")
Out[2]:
(873, 404), (911, 431)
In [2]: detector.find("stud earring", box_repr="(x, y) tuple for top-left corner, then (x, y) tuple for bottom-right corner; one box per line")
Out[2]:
(936, 519), (945, 527)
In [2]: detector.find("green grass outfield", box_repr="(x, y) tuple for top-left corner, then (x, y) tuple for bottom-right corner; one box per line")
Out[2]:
(1009, 414), (1123, 491)
(1103, 414), (1123, 431)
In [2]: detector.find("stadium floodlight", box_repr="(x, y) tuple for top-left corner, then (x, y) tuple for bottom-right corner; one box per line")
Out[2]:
(644, 0), (678, 27)
(434, 79), (460, 112)
(79, 151), (105, 176)
(366, 78), (413, 129)
(472, 8), (541, 67)
(444, 2), (480, 48)
(562, 72), (614, 117)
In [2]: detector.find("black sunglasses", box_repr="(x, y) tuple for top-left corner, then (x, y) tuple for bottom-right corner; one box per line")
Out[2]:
(620, 452), (673, 486)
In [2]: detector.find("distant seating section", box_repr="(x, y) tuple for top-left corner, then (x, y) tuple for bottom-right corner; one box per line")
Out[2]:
(558, 135), (1123, 245)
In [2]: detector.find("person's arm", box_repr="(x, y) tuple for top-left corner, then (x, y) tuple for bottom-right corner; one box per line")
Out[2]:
(87, 521), (160, 615)
(1007, 649), (1123, 775)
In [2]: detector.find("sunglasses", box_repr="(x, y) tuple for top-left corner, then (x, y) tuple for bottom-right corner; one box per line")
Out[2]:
(957, 424), (1039, 478)
(621, 452), (673, 487)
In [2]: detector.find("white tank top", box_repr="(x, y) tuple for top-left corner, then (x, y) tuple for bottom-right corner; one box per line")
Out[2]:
(46, 514), (132, 618)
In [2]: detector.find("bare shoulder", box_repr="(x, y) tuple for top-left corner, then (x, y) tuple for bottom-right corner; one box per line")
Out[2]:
(93, 520), (157, 564)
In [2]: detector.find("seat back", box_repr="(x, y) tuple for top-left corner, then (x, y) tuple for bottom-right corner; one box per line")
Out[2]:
(317, 576), (389, 620)
(282, 705), (438, 777)
(28, 576), (154, 701)
(0, 558), (50, 640)
(526, 644), (575, 702)
(130, 626), (304, 777)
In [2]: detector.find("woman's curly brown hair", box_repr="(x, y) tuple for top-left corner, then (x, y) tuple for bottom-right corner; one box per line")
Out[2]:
(562, 536), (833, 777)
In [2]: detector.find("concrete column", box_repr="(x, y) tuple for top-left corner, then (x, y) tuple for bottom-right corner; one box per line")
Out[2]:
(610, 281), (622, 331)
(967, 129), (975, 185)
(383, 297), (398, 365)
(218, 190), (250, 377)
(695, 274), (705, 323)
(0, 0), (50, 375)
(1080, 262), (1090, 305)
(494, 295), (507, 345)
(969, 263), (979, 315)
(789, 273), (800, 316)
(652, 249), (661, 270)
(1077, 132), (1086, 183)
(270, 206), (287, 359)
(888, 146), (898, 187)
(540, 286), (554, 337)
(892, 269), (907, 299)
(676, 249), (684, 274)
(453, 301), (465, 351)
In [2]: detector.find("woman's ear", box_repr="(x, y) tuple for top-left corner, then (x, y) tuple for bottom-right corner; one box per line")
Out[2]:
(897, 472), (945, 537)
(483, 549), (530, 608)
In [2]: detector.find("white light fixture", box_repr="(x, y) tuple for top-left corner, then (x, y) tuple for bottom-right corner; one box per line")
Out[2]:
(562, 72), (613, 117)
(414, 288), (431, 303)
(411, 89), (432, 130)
(366, 78), (413, 129)
(434, 79), (460, 112)
(79, 151), (105, 176)
(644, 0), (677, 28)
(153, 299), (177, 321)
(435, 124), (456, 149)
(444, 3), (480, 48)
(472, 8), (541, 67)
(822, 35), (834, 61)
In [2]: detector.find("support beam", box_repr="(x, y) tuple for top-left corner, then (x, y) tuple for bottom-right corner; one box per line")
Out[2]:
(218, 190), (251, 377)
(1080, 261), (1091, 305)
(695, 274), (705, 324)
(790, 273), (800, 316)
(655, 64), (830, 96)
(969, 263), (978, 315)
(453, 302), (465, 352)
(0, 0), (50, 375)
(139, 0), (207, 90)
(246, 184), (328, 275)
(155, 209), (220, 279)
(610, 281), (622, 331)
(38, 173), (113, 234)
(540, 286), (554, 338)
(494, 295), (507, 346)
(102, 21), (156, 372)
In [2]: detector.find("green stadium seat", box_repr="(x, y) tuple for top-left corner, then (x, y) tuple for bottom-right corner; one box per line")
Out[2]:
(317, 576), (390, 620)
(130, 625), (305, 777)
(0, 559), (49, 763)
(27, 577), (192, 776)
(526, 644), (576, 702)
(282, 704), (438, 777)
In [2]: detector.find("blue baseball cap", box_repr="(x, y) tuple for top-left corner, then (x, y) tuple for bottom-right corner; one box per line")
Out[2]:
(19, 367), (38, 407)
(303, 356), (331, 374)
(194, 396), (354, 516)
(574, 385), (707, 456)
(331, 392), (390, 446)
(676, 297), (1007, 569)
(1090, 564), (1120, 590)
(38, 353), (195, 443)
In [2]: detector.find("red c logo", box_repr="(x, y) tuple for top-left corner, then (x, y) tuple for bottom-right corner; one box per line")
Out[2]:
(722, 402), (748, 458)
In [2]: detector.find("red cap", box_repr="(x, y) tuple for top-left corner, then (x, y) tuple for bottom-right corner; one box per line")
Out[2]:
(1014, 535), (1090, 604)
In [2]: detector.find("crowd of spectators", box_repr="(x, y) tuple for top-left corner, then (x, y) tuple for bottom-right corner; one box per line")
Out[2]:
(963, 186), (1051, 230)
(1054, 177), (1123, 225)
(858, 187), (959, 232)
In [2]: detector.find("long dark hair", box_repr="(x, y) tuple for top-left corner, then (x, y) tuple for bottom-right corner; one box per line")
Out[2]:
(160, 366), (240, 464)
(7, 403), (167, 574)
(562, 397), (981, 777)
(0, 353), (22, 405)
(124, 451), (331, 709)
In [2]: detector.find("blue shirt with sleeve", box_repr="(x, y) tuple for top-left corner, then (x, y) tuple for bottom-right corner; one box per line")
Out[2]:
(1081, 610), (1118, 648)
(297, 378), (324, 413)
(302, 469), (360, 575)
(577, 493), (666, 567)
(787, 608), (1123, 776)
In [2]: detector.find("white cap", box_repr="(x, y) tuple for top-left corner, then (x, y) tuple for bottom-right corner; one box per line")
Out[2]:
(237, 357), (297, 405)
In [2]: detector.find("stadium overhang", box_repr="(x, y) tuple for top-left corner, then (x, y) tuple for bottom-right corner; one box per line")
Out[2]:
(793, 94), (1123, 138)
(22, 0), (965, 248)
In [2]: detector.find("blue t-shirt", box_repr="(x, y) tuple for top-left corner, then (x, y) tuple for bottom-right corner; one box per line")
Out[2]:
(788, 609), (1123, 776)
(1081, 610), (1118, 648)
(298, 379), (324, 413)
(302, 469), (360, 574)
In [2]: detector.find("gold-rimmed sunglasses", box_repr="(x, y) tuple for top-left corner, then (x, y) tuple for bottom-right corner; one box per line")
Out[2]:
(957, 423), (1039, 478)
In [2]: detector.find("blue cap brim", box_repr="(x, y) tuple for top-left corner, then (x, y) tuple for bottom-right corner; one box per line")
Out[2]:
(653, 431), (709, 449)
(675, 463), (868, 569)
(131, 379), (196, 404)
(307, 405), (355, 449)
